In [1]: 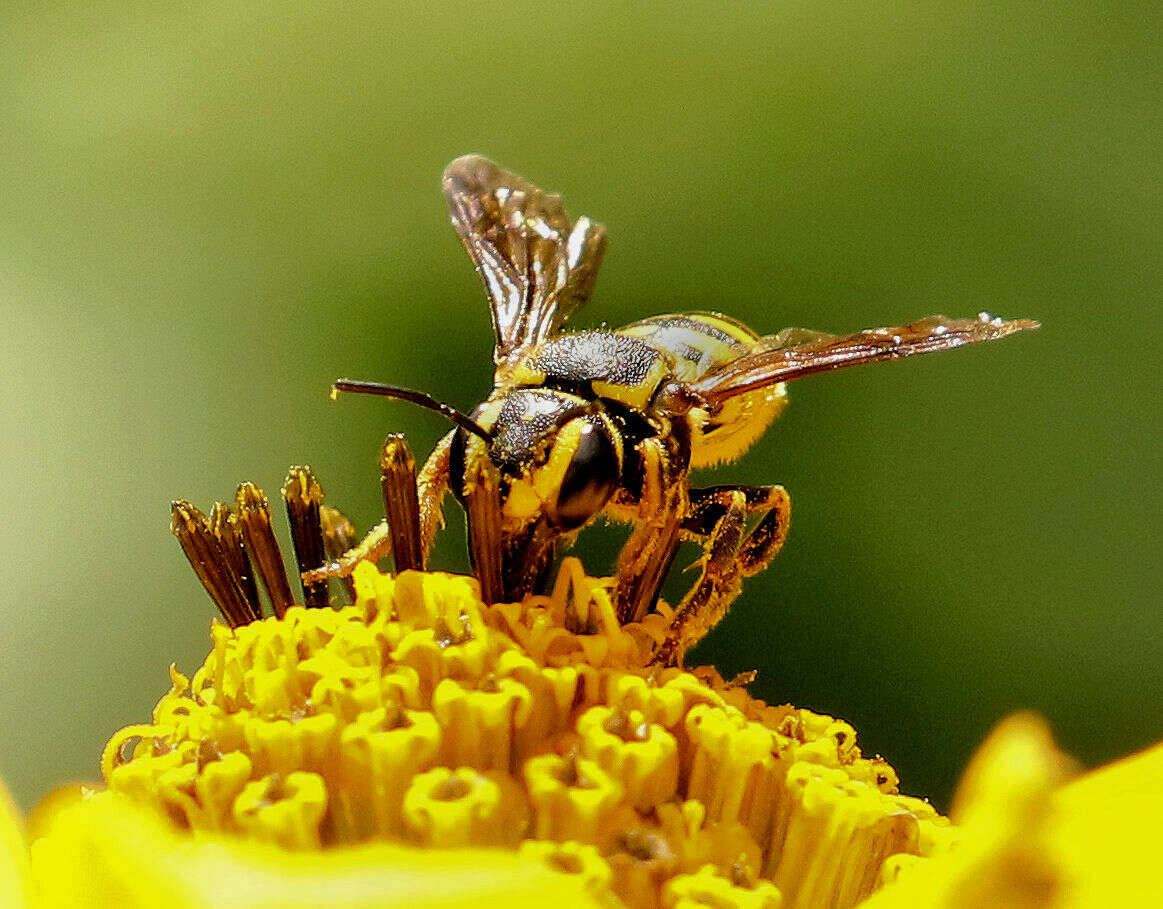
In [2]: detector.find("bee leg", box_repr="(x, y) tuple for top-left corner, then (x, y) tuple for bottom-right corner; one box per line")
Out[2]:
(689, 484), (791, 578)
(302, 520), (392, 584)
(649, 484), (790, 667)
(615, 439), (688, 624)
(302, 431), (454, 584)
(418, 430), (455, 563)
(650, 489), (747, 667)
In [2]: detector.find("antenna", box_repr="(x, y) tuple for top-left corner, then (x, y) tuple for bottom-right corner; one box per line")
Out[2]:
(330, 379), (492, 442)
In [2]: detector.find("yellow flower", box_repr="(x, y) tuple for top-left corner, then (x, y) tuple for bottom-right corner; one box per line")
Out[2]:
(865, 714), (1163, 908)
(62, 562), (949, 907)
(26, 788), (603, 908)
(0, 778), (32, 908)
(11, 562), (1162, 907)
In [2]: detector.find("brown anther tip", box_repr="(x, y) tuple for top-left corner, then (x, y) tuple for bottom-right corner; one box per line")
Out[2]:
(169, 498), (252, 627)
(282, 466), (323, 506)
(235, 481), (269, 512)
(461, 440), (497, 493)
(379, 435), (424, 575)
(208, 500), (261, 621)
(379, 433), (416, 471)
(170, 499), (205, 535)
(320, 506), (356, 543)
(283, 466), (329, 608)
(233, 481), (294, 618)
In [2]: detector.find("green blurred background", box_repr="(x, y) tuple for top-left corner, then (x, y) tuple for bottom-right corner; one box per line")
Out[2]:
(0, 2), (1158, 812)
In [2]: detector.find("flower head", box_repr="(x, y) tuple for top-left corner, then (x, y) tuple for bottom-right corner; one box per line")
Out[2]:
(12, 475), (1159, 907)
(90, 559), (949, 907)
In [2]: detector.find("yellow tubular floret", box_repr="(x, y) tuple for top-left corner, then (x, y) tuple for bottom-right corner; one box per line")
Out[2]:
(79, 561), (950, 907)
(19, 563), (1158, 907)
(864, 714), (1163, 908)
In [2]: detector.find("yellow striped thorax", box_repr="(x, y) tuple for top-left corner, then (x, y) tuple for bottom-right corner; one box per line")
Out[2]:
(501, 312), (788, 470)
(502, 331), (672, 413)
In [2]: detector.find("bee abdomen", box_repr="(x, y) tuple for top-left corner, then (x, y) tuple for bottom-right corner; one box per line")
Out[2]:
(618, 312), (757, 383)
(619, 313), (786, 467)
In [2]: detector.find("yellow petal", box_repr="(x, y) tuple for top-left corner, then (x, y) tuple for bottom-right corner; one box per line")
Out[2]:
(862, 714), (1163, 908)
(30, 790), (602, 909)
(1049, 742), (1163, 907)
(0, 777), (31, 909)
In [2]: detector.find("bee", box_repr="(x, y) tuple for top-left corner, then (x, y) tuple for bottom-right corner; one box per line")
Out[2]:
(305, 155), (1037, 666)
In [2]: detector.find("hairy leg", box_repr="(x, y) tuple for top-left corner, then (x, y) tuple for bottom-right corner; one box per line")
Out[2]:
(650, 483), (790, 667)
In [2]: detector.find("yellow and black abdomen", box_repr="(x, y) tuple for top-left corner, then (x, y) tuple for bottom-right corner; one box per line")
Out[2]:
(619, 312), (787, 467)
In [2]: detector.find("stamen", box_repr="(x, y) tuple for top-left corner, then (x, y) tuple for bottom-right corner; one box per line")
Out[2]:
(169, 500), (253, 627)
(234, 482), (294, 619)
(379, 435), (423, 574)
(208, 502), (261, 621)
(282, 467), (329, 608)
(463, 440), (503, 604)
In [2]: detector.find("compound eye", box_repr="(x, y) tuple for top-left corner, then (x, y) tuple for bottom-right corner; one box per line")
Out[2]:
(548, 416), (621, 530)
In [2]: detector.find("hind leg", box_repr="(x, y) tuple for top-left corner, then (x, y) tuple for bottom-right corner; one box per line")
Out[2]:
(649, 484), (790, 667)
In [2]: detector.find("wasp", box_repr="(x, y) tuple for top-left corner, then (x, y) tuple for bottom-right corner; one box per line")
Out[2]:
(304, 155), (1037, 666)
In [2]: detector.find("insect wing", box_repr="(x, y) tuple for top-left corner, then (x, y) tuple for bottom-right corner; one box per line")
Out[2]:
(442, 155), (607, 366)
(692, 313), (1039, 405)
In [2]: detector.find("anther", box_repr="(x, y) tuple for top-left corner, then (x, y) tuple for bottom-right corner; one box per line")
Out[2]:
(170, 500), (254, 627)
(320, 505), (357, 601)
(463, 442), (504, 605)
(234, 482), (295, 619)
(208, 502), (261, 621)
(282, 466), (329, 608)
(379, 435), (423, 574)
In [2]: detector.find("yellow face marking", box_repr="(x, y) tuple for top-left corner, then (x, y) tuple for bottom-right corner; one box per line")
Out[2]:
(531, 419), (585, 508)
(470, 398), (506, 433)
(502, 478), (542, 524)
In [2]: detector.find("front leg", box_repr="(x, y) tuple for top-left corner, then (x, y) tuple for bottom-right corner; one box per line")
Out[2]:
(650, 483), (790, 667)
(302, 430), (454, 583)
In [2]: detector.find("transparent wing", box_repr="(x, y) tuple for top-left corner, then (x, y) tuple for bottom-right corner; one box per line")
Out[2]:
(442, 155), (607, 366)
(692, 313), (1040, 405)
